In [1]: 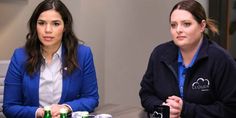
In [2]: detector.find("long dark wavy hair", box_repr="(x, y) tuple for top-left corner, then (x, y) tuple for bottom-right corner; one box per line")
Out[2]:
(25, 0), (83, 75)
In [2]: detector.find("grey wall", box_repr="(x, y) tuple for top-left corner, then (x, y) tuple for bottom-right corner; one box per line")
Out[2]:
(229, 0), (236, 58)
(0, 0), (208, 107)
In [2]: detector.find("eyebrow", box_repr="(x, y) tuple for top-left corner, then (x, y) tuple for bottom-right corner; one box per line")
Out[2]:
(181, 20), (191, 22)
(170, 20), (191, 23)
(37, 19), (62, 23)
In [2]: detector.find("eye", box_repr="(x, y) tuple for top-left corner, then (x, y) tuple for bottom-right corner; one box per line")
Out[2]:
(37, 21), (45, 26)
(53, 22), (60, 26)
(170, 23), (177, 29)
(183, 22), (191, 27)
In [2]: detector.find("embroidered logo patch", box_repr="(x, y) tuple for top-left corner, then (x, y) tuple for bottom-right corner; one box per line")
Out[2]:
(192, 78), (210, 91)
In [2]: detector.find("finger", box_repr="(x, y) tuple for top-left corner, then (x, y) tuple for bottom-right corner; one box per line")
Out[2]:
(166, 99), (177, 105)
(166, 98), (182, 109)
(170, 108), (181, 118)
(51, 105), (61, 116)
(170, 114), (181, 118)
(52, 115), (60, 118)
(168, 96), (183, 107)
(170, 107), (180, 114)
(168, 96), (181, 102)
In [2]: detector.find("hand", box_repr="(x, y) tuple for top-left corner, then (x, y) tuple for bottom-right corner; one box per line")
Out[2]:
(163, 95), (183, 118)
(50, 104), (68, 118)
(36, 107), (44, 118)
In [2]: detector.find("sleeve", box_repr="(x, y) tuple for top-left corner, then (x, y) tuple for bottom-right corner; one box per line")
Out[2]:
(181, 55), (236, 118)
(139, 51), (163, 113)
(63, 46), (99, 112)
(3, 49), (38, 118)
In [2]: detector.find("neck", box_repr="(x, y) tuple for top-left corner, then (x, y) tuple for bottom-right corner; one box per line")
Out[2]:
(41, 44), (61, 63)
(180, 38), (203, 66)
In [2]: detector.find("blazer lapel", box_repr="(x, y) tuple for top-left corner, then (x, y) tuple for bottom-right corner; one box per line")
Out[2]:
(59, 45), (71, 103)
(26, 71), (40, 106)
(59, 70), (71, 103)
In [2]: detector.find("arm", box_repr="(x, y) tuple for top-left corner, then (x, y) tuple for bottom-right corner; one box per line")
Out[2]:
(3, 49), (39, 118)
(139, 52), (163, 112)
(182, 56), (236, 118)
(63, 46), (99, 112)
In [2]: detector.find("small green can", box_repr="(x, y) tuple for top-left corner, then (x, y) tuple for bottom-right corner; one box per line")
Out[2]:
(60, 108), (68, 118)
(44, 106), (52, 118)
(82, 115), (88, 118)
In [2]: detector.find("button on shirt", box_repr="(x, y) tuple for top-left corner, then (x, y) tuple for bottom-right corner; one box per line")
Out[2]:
(39, 45), (62, 107)
(178, 49), (199, 98)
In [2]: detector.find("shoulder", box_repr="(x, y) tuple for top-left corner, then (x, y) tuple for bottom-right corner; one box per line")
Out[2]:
(77, 44), (93, 57)
(76, 44), (94, 63)
(77, 44), (91, 52)
(11, 47), (28, 63)
(153, 41), (176, 52)
(151, 41), (178, 58)
(8, 47), (27, 73)
(207, 40), (235, 64)
(208, 40), (233, 59)
(13, 47), (27, 56)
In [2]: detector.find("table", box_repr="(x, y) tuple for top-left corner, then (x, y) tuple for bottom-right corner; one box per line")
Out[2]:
(92, 104), (148, 118)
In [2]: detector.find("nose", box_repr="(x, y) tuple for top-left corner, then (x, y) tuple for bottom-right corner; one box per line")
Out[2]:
(45, 24), (52, 33)
(176, 25), (183, 34)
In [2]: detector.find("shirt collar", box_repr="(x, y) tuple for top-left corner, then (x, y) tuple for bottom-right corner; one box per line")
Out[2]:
(55, 44), (62, 59)
(178, 51), (183, 64)
(178, 39), (203, 68)
(41, 44), (62, 62)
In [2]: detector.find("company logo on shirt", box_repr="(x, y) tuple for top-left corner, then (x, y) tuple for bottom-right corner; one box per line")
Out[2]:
(192, 78), (210, 91)
(151, 111), (163, 118)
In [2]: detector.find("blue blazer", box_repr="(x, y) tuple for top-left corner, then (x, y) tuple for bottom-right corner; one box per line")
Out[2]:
(3, 45), (99, 118)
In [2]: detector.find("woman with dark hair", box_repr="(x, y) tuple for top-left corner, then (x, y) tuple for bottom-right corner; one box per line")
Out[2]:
(139, 0), (236, 117)
(3, 0), (99, 117)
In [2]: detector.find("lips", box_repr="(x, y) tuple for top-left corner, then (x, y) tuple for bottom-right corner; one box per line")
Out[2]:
(176, 36), (186, 40)
(43, 36), (54, 41)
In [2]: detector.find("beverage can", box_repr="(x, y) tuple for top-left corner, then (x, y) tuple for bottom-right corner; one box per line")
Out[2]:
(44, 106), (52, 118)
(95, 114), (112, 118)
(72, 111), (89, 118)
(60, 108), (68, 118)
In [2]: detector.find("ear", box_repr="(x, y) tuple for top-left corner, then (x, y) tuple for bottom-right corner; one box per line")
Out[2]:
(200, 20), (206, 32)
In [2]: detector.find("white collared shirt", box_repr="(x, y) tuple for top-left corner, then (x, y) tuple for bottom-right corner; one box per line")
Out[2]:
(39, 45), (63, 107)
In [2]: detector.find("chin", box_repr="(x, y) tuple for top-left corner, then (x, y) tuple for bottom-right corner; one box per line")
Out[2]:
(174, 42), (187, 48)
(42, 43), (52, 47)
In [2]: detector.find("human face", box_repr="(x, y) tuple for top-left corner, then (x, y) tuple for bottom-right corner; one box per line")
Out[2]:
(170, 9), (206, 50)
(37, 9), (64, 50)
